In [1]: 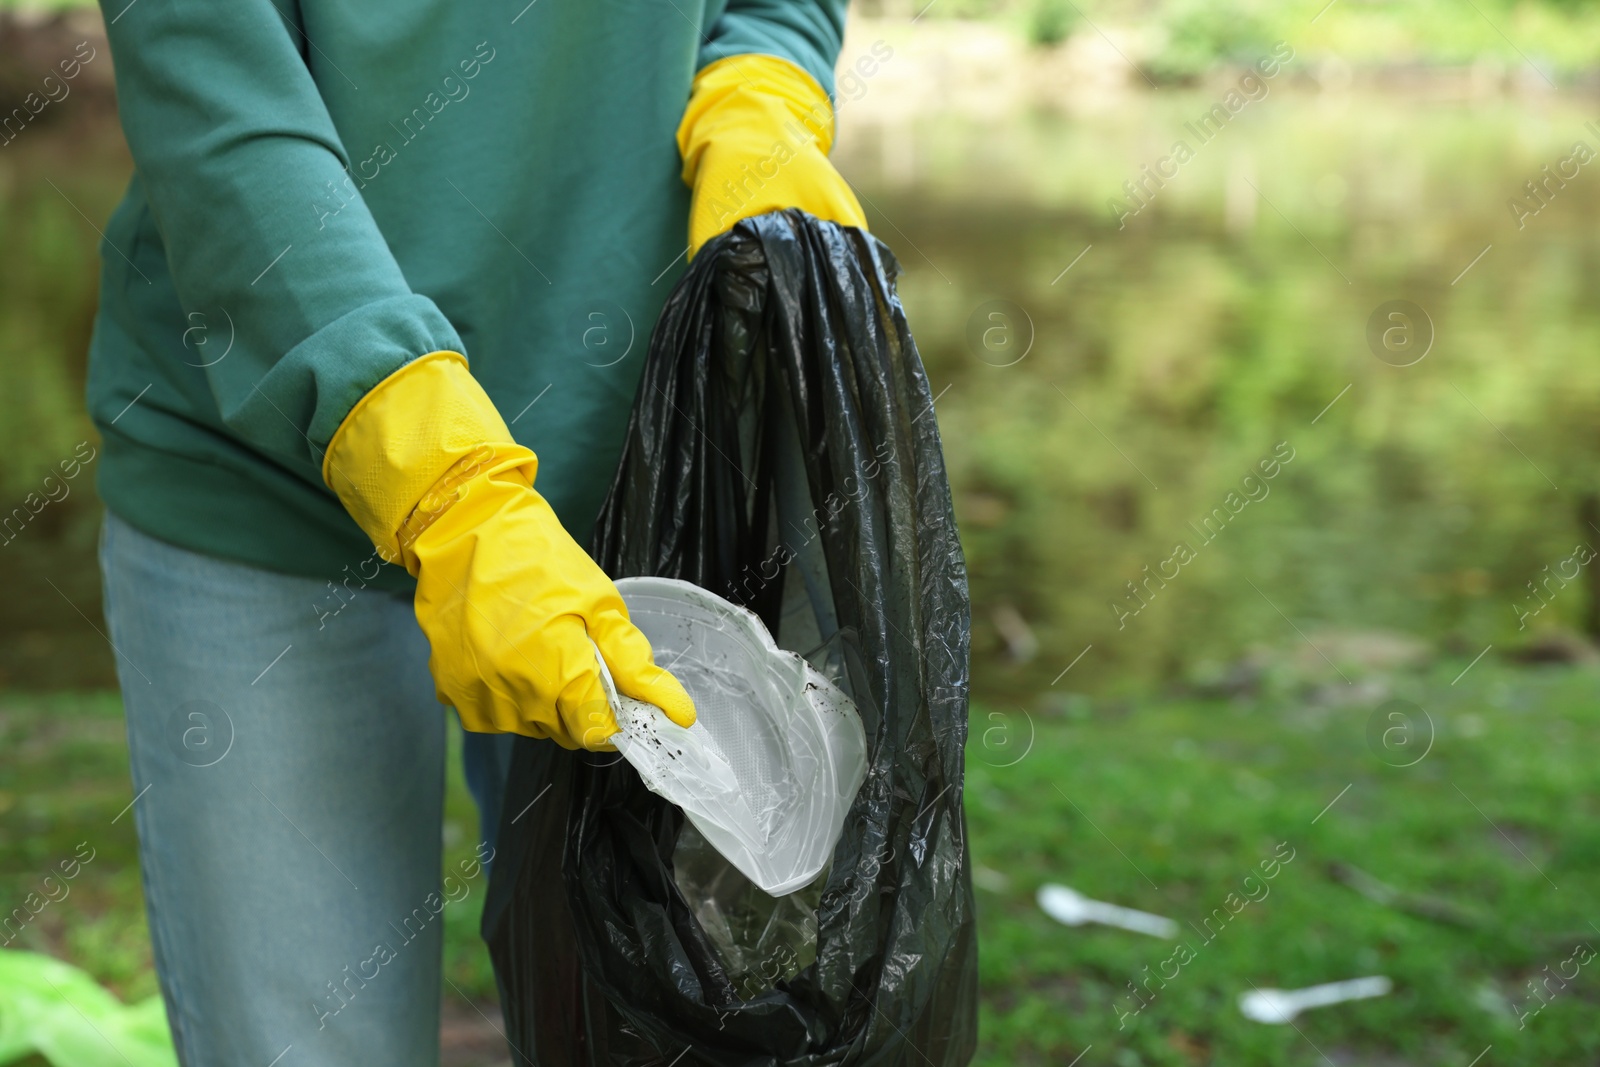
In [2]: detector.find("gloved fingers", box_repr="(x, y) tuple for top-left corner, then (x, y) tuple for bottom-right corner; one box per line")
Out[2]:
(592, 612), (698, 728)
(622, 665), (698, 729)
(557, 669), (621, 752)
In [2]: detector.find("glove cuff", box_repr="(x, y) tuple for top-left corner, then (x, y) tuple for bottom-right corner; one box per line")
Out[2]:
(677, 53), (838, 188)
(323, 351), (537, 563)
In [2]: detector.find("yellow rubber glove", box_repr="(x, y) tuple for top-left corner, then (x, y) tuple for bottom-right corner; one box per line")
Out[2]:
(323, 351), (696, 750)
(678, 53), (868, 258)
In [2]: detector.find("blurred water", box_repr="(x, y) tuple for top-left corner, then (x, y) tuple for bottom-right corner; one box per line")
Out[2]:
(834, 89), (1600, 697)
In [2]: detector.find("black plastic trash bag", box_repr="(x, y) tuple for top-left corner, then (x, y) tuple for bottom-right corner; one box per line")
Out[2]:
(482, 211), (977, 1067)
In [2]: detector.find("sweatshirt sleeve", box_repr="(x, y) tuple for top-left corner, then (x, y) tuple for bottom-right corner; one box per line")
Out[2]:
(698, 0), (850, 99)
(99, 0), (464, 473)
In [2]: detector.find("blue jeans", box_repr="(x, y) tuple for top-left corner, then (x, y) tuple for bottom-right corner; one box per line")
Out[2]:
(99, 513), (515, 1066)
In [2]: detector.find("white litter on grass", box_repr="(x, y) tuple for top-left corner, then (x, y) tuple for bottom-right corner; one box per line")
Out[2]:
(1239, 976), (1393, 1024)
(972, 866), (1010, 893)
(1036, 884), (1179, 938)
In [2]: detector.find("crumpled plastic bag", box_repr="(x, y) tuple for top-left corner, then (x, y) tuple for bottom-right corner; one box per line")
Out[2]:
(482, 211), (977, 1066)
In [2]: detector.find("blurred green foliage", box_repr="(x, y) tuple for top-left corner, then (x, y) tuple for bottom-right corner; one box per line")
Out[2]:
(12, 0), (1600, 75)
(0, 130), (120, 692)
(846, 0), (1600, 75)
(0, 951), (173, 1067)
(1143, 0), (1279, 81)
(1025, 0), (1077, 48)
(846, 90), (1600, 700)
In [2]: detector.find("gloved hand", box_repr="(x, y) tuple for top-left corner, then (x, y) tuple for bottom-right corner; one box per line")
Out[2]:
(678, 53), (868, 258)
(323, 351), (696, 750)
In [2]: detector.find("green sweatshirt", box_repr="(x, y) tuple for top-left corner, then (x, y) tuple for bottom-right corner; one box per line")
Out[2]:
(87, 0), (846, 596)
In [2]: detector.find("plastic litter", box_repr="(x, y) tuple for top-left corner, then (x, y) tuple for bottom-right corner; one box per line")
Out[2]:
(601, 576), (868, 897)
(483, 211), (977, 1066)
(1037, 884), (1179, 938)
(1239, 976), (1393, 1023)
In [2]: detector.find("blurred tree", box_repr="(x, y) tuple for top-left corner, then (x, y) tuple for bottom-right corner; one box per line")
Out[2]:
(1026, 0), (1077, 47)
(1147, 0), (1279, 83)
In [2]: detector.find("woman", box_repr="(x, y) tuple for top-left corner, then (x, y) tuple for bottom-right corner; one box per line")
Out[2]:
(87, 0), (866, 1061)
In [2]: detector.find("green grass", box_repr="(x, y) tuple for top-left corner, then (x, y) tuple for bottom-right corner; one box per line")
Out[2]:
(5, 655), (1598, 1063)
(0, 694), (150, 1002)
(967, 659), (1600, 1065)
